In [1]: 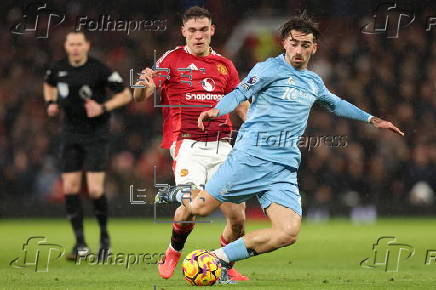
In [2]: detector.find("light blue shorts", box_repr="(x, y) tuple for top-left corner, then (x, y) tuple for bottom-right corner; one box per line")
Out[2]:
(205, 149), (302, 216)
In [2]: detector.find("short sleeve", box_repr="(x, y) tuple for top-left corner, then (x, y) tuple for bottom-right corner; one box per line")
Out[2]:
(153, 50), (173, 88)
(44, 64), (57, 87)
(102, 64), (125, 94)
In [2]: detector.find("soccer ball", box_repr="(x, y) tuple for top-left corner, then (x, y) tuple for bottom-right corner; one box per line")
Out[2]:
(182, 249), (222, 286)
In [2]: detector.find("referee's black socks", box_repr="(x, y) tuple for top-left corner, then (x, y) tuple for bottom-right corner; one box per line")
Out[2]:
(65, 194), (85, 245)
(92, 194), (109, 245)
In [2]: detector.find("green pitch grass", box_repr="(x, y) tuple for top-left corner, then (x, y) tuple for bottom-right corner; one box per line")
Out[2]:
(1, 218), (436, 289)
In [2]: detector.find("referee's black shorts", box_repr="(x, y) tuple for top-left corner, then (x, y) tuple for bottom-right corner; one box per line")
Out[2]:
(59, 132), (110, 173)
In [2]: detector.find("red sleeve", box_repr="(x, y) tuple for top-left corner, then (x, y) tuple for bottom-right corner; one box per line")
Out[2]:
(224, 60), (240, 94)
(153, 50), (174, 89)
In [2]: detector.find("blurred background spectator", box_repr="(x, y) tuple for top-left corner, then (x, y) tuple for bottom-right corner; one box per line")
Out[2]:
(0, 0), (435, 218)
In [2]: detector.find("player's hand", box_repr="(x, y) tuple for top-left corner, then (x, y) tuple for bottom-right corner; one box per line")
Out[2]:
(47, 104), (59, 117)
(135, 69), (156, 89)
(84, 99), (104, 118)
(370, 117), (404, 136)
(198, 108), (220, 131)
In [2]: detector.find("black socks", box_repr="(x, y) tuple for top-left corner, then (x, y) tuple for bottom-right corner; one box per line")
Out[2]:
(170, 223), (194, 251)
(65, 194), (85, 245)
(92, 194), (109, 244)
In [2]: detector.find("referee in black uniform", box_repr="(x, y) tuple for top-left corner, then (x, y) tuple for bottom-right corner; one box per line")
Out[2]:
(43, 31), (132, 260)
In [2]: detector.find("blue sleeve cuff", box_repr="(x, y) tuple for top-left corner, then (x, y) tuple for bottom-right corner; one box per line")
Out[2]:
(334, 99), (373, 123)
(215, 88), (248, 116)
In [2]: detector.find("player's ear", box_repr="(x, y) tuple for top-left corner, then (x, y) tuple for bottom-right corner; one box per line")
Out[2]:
(181, 25), (187, 37)
(282, 38), (288, 51)
(85, 40), (91, 52)
(312, 42), (318, 55)
(210, 24), (215, 36)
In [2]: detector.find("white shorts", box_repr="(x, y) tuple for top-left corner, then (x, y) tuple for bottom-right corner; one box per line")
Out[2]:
(170, 139), (232, 187)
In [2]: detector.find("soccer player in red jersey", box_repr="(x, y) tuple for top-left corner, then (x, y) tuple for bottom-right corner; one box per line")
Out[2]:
(133, 6), (249, 281)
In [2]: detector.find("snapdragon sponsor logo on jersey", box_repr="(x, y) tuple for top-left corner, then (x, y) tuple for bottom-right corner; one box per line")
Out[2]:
(185, 78), (223, 101)
(185, 93), (224, 101)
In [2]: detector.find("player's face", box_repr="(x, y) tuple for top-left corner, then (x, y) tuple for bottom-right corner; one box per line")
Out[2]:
(283, 30), (317, 70)
(64, 33), (90, 64)
(181, 17), (215, 57)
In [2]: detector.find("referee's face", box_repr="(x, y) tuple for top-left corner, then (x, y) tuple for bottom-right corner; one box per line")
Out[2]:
(64, 33), (90, 65)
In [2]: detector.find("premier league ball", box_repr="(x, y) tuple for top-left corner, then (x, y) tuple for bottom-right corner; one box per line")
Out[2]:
(182, 249), (222, 286)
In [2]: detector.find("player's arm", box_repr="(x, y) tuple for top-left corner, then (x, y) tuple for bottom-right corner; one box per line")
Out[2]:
(318, 84), (404, 136)
(133, 68), (157, 102)
(199, 62), (271, 130)
(102, 87), (132, 111)
(43, 66), (60, 117)
(85, 69), (132, 117)
(226, 61), (250, 122)
(43, 82), (60, 117)
(234, 100), (250, 121)
(198, 88), (251, 130)
(85, 88), (132, 117)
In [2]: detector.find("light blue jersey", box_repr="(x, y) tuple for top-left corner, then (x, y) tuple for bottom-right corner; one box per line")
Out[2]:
(205, 53), (372, 215)
(216, 54), (372, 170)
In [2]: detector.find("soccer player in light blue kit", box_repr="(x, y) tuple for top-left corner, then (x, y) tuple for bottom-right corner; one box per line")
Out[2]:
(158, 14), (404, 278)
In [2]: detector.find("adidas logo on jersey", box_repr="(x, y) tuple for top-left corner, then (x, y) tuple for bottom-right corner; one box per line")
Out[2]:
(187, 63), (199, 71)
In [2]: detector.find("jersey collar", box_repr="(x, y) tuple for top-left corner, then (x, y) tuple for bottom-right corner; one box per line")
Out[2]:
(184, 45), (216, 56)
(279, 53), (307, 72)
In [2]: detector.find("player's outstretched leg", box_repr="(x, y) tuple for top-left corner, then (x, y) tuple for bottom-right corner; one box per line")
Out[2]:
(87, 172), (111, 262)
(63, 172), (89, 261)
(158, 205), (195, 279)
(219, 202), (249, 281)
(212, 203), (301, 278)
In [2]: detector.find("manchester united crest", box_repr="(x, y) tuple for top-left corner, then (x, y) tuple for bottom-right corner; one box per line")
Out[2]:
(180, 169), (189, 177)
(216, 64), (228, 75)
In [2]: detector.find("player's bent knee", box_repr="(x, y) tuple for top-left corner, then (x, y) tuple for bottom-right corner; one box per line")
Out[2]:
(175, 205), (195, 221)
(190, 206), (207, 217)
(190, 203), (212, 217)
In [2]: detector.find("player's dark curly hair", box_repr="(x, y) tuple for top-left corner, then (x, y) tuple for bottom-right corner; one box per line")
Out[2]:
(182, 6), (212, 24)
(280, 12), (319, 42)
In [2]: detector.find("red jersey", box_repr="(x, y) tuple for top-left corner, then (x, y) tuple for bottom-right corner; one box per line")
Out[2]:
(154, 46), (239, 149)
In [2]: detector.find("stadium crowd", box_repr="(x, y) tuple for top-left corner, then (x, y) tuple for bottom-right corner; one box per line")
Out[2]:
(1, 0), (435, 215)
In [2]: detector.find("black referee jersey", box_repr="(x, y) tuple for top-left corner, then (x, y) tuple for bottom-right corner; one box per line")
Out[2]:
(45, 57), (125, 135)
